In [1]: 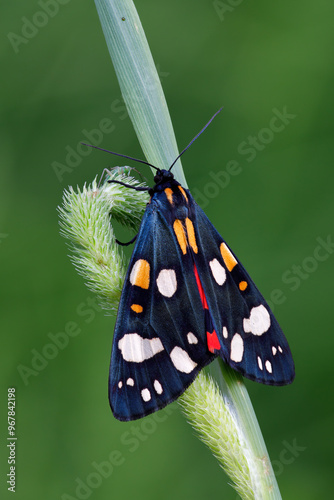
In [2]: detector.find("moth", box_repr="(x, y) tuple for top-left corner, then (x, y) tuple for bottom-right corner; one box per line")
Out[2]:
(84, 109), (295, 421)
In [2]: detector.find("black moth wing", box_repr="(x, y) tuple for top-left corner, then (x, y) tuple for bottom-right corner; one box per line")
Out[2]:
(109, 192), (215, 421)
(188, 193), (295, 385)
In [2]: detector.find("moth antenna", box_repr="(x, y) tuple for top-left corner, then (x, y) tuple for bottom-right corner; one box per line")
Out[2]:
(81, 143), (159, 171)
(169, 107), (223, 171)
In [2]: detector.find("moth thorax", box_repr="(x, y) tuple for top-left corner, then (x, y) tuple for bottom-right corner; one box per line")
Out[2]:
(174, 205), (189, 219)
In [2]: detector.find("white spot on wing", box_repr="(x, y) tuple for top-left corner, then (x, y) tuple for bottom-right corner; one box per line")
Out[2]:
(272, 346), (277, 356)
(118, 333), (164, 362)
(118, 381), (123, 389)
(154, 380), (163, 394)
(141, 388), (151, 402)
(243, 305), (271, 336)
(156, 269), (177, 297)
(257, 356), (263, 370)
(278, 345), (283, 353)
(126, 378), (134, 386)
(129, 260), (139, 285)
(170, 346), (197, 373)
(209, 258), (226, 286)
(187, 332), (198, 344)
(265, 360), (272, 373)
(230, 333), (244, 363)
(223, 326), (228, 339)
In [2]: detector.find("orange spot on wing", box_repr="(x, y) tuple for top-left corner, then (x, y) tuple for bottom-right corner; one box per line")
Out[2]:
(129, 259), (150, 289)
(193, 264), (208, 309)
(207, 330), (221, 353)
(220, 242), (237, 272)
(173, 219), (187, 254)
(164, 188), (174, 205)
(239, 281), (248, 291)
(131, 304), (143, 313)
(178, 185), (188, 203)
(185, 218), (198, 253)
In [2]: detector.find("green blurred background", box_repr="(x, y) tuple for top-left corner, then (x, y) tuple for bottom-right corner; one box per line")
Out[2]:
(1, 0), (334, 498)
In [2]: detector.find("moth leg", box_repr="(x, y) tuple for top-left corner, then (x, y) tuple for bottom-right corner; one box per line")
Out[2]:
(116, 234), (138, 246)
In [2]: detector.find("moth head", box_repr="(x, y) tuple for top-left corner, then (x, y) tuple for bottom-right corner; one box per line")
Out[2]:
(153, 169), (174, 185)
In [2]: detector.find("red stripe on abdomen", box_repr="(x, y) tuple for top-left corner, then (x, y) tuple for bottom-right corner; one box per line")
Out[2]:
(207, 330), (221, 353)
(193, 264), (221, 353)
(193, 264), (208, 310)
